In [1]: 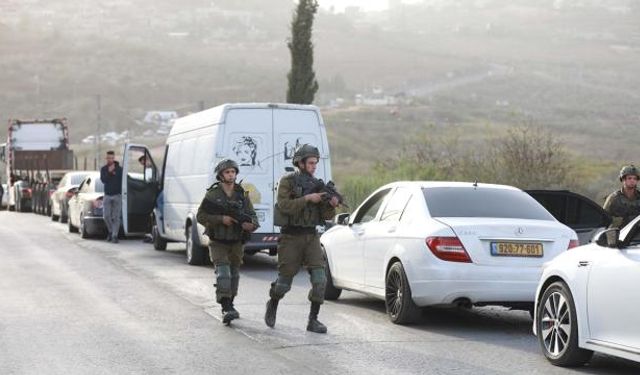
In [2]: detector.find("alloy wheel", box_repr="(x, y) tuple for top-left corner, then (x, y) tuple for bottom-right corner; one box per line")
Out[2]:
(541, 291), (571, 357)
(385, 268), (403, 319)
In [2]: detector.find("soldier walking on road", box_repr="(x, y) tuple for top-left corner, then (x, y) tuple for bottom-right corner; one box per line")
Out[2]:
(265, 144), (339, 334)
(603, 165), (640, 229)
(100, 150), (123, 243)
(196, 159), (258, 324)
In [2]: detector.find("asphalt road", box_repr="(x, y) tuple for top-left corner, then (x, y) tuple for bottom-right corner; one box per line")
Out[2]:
(1, 211), (639, 375)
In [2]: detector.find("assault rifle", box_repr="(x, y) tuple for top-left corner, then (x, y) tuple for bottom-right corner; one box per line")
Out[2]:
(200, 199), (254, 242)
(295, 174), (348, 208)
(312, 179), (349, 209)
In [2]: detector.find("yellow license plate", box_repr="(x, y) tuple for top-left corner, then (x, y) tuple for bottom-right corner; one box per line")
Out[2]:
(490, 242), (543, 257)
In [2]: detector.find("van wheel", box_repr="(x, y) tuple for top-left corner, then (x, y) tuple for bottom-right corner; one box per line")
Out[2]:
(152, 225), (167, 251)
(385, 262), (421, 325)
(323, 248), (342, 300)
(185, 224), (205, 265)
(52, 214), (59, 221)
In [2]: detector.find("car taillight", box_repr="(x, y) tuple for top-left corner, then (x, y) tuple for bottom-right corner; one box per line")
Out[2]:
(21, 188), (32, 197)
(426, 236), (472, 263)
(93, 199), (103, 209)
(567, 239), (580, 250)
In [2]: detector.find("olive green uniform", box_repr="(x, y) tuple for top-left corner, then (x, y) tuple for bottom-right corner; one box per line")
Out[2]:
(196, 182), (258, 303)
(603, 189), (640, 229)
(269, 171), (336, 304)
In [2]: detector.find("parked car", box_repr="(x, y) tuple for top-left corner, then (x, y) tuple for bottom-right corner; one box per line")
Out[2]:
(321, 181), (579, 324)
(67, 173), (107, 239)
(51, 171), (93, 222)
(1, 183), (7, 209)
(526, 190), (611, 245)
(12, 180), (32, 212)
(533, 217), (640, 366)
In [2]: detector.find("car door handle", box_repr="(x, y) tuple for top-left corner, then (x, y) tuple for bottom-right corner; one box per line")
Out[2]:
(578, 261), (590, 267)
(355, 229), (365, 236)
(387, 226), (397, 233)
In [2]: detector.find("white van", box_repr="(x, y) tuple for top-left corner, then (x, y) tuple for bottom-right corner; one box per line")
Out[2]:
(121, 103), (332, 265)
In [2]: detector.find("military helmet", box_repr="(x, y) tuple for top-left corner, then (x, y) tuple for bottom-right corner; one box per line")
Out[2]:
(619, 165), (639, 181)
(292, 144), (320, 167)
(215, 159), (239, 181)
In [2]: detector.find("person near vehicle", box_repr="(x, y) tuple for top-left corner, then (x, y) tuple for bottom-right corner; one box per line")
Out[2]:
(264, 144), (339, 334)
(100, 150), (123, 243)
(196, 159), (258, 324)
(603, 164), (640, 229)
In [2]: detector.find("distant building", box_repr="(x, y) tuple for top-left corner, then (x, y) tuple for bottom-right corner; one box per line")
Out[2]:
(142, 111), (178, 127)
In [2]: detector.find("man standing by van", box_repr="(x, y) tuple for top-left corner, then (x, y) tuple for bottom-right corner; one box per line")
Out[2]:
(265, 144), (339, 334)
(100, 150), (123, 243)
(197, 159), (258, 324)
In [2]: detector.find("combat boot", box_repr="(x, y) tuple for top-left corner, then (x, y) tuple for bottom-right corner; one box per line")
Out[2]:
(221, 297), (239, 324)
(306, 302), (327, 334)
(264, 298), (279, 328)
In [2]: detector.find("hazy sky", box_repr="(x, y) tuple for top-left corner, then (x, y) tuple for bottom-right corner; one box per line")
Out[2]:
(317, 0), (389, 12)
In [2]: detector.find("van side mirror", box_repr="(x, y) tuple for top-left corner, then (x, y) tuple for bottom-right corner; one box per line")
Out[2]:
(335, 213), (350, 226)
(594, 228), (620, 248)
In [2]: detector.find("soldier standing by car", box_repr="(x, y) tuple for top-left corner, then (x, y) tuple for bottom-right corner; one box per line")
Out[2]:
(603, 165), (640, 229)
(100, 150), (123, 243)
(264, 144), (339, 334)
(196, 159), (258, 324)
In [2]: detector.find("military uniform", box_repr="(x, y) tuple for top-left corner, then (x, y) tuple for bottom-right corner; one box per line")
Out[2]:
(265, 144), (337, 334)
(603, 189), (640, 228)
(196, 160), (258, 323)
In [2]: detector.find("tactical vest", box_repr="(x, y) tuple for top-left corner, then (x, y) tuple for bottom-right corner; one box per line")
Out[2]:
(274, 172), (324, 228)
(206, 183), (248, 242)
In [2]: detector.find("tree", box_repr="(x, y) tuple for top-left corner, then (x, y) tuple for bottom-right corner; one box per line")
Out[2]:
(286, 0), (319, 104)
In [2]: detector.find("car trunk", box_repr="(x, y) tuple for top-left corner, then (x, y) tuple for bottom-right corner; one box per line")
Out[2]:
(435, 217), (571, 267)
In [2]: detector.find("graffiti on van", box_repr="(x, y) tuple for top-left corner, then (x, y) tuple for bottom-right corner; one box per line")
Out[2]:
(232, 136), (259, 167)
(283, 138), (302, 161)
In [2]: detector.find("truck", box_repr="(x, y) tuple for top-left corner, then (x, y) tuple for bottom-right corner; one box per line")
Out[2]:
(0, 118), (74, 212)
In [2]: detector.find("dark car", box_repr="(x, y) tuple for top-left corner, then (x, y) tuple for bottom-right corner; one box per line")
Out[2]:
(67, 173), (107, 239)
(13, 180), (32, 212)
(526, 190), (611, 245)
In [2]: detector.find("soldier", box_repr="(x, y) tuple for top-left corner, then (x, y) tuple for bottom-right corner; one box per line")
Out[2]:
(603, 165), (640, 229)
(196, 159), (259, 324)
(265, 144), (339, 334)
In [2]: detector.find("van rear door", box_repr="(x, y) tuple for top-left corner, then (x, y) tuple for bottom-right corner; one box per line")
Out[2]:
(222, 108), (275, 233)
(122, 143), (159, 236)
(273, 108), (328, 182)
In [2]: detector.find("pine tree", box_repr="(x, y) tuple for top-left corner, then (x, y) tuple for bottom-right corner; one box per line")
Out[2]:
(286, 0), (319, 104)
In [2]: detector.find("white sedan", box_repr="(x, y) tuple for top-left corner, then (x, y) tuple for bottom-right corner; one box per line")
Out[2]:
(321, 181), (579, 324)
(533, 216), (640, 366)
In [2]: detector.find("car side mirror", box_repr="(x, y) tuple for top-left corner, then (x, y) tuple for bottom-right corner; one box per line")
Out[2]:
(335, 213), (350, 226)
(594, 228), (620, 248)
(285, 167), (294, 172)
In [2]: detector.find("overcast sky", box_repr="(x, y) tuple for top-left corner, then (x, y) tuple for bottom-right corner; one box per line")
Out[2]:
(317, 0), (389, 12)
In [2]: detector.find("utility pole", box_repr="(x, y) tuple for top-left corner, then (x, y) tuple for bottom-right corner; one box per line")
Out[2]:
(95, 94), (102, 165)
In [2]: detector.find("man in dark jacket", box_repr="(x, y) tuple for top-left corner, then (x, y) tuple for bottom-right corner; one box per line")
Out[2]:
(100, 150), (123, 243)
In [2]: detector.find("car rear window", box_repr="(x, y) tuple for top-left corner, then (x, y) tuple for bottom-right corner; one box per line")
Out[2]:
(423, 187), (555, 220)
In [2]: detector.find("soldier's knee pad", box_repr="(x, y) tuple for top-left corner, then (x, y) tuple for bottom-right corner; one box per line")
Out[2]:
(269, 275), (293, 300)
(308, 267), (326, 304)
(215, 263), (232, 294)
